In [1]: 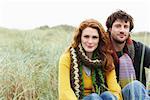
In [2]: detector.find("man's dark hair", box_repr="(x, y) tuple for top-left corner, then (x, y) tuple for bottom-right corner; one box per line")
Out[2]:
(106, 10), (134, 32)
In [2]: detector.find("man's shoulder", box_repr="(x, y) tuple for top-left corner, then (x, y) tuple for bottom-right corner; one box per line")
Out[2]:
(132, 39), (150, 53)
(132, 40), (143, 45)
(132, 40), (146, 49)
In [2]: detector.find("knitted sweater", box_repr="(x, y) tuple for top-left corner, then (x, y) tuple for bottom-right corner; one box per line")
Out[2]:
(58, 51), (122, 100)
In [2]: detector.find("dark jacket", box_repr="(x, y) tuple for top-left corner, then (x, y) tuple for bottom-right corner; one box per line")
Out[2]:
(115, 40), (150, 86)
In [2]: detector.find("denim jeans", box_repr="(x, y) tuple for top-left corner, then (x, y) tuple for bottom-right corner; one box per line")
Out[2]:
(122, 80), (150, 100)
(82, 91), (117, 100)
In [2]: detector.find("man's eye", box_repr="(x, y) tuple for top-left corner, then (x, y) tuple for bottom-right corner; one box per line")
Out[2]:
(124, 25), (129, 29)
(115, 25), (120, 28)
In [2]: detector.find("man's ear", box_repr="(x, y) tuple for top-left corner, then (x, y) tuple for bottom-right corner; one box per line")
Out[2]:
(108, 28), (112, 33)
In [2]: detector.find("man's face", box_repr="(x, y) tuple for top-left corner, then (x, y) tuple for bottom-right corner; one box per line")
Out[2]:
(109, 19), (130, 44)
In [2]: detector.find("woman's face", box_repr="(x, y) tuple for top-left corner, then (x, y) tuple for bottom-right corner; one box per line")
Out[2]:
(81, 27), (99, 54)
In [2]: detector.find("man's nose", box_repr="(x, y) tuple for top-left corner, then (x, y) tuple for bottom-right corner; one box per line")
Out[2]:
(120, 27), (125, 34)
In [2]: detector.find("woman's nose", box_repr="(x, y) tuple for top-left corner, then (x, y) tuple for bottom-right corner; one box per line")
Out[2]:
(88, 38), (93, 43)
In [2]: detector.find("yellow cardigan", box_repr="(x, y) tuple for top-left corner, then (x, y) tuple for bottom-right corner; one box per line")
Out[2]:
(58, 51), (122, 100)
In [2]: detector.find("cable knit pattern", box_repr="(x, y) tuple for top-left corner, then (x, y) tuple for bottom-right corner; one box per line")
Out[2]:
(70, 47), (80, 98)
(78, 44), (101, 63)
(70, 44), (106, 99)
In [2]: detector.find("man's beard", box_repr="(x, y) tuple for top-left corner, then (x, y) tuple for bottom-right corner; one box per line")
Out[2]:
(112, 37), (126, 44)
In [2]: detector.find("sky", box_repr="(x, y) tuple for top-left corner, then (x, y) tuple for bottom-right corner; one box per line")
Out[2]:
(0, 0), (150, 32)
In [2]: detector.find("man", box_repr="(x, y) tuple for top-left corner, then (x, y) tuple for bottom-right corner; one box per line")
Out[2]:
(106, 10), (150, 100)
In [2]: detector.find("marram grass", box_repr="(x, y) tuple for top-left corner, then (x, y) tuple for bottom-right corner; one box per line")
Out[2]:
(0, 27), (72, 100)
(0, 26), (149, 99)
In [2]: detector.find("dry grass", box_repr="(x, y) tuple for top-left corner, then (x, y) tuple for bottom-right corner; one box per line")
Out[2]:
(0, 27), (149, 99)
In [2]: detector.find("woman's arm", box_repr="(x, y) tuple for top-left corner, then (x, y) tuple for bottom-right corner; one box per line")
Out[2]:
(106, 66), (122, 100)
(58, 51), (77, 100)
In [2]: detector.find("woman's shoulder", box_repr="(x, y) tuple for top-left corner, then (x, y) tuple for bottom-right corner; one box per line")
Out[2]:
(59, 50), (71, 61)
(59, 50), (71, 67)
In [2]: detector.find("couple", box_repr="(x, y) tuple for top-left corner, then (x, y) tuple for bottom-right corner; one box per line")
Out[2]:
(59, 10), (150, 100)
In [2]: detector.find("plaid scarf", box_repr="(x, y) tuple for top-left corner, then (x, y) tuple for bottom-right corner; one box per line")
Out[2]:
(111, 37), (136, 88)
(119, 53), (136, 88)
(70, 44), (107, 99)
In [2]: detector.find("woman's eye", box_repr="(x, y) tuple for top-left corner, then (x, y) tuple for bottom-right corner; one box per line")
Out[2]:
(84, 35), (89, 38)
(92, 36), (98, 39)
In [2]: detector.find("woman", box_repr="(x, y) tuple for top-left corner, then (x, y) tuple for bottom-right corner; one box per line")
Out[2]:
(58, 19), (122, 100)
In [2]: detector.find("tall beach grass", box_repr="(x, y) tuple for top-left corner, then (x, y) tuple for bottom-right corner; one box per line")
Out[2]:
(0, 26), (149, 99)
(0, 27), (73, 100)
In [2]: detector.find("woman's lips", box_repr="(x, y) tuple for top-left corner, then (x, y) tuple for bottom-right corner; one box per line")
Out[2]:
(87, 46), (93, 48)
